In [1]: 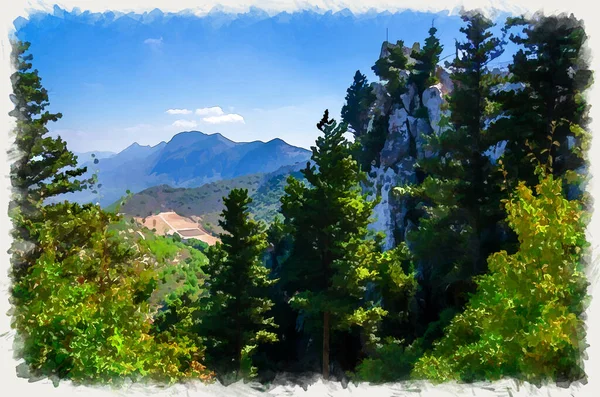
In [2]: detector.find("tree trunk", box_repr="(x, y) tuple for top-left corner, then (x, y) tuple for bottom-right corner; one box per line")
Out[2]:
(323, 311), (330, 380)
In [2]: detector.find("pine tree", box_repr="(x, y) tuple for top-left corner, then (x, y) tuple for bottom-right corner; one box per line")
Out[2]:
(444, 11), (506, 274)
(341, 70), (376, 138)
(8, 41), (91, 280)
(398, 11), (506, 336)
(280, 110), (412, 379)
(372, 40), (410, 101)
(198, 188), (277, 380)
(410, 26), (443, 108)
(489, 13), (592, 193)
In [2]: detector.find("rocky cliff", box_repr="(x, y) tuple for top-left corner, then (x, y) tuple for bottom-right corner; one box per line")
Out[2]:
(363, 41), (453, 250)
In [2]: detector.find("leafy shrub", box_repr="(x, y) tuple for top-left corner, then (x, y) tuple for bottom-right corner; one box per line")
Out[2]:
(139, 234), (180, 262)
(355, 338), (423, 383)
(412, 172), (589, 383)
(11, 203), (213, 383)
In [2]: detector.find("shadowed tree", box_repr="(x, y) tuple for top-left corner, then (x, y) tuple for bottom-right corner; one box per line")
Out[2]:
(410, 26), (443, 109)
(280, 110), (413, 379)
(398, 11), (506, 341)
(341, 70), (376, 138)
(489, 13), (592, 195)
(198, 188), (278, 381)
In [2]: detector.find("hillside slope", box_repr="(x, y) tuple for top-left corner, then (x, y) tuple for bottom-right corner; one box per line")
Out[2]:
(117, 164), (307, 235)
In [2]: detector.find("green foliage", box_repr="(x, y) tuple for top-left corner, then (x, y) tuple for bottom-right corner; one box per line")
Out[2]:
(248, 171), (307, 225)
(490, 13), (592, 192)
(182, 237), (210, 253)
(372, 40), (410, 100)
(8, 41), (94, 281)
(401, 12), (508, 340)
(198, 188), (278, 381)
(281, 110), (414, 377)
(139, 233), (181, 262)
(355, 338), (424, 383)
(341, 70), (376, 137)
(11, 203), (213, 383)
(412, 171), (589, 383)
(352, 114), (389, 172)
(409, 27), (443, 106)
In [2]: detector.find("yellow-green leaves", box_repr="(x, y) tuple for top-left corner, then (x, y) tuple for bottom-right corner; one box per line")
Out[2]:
(412, 172), (589, 383)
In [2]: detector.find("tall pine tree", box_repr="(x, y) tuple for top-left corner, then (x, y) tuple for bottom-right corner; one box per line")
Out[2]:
(280, 110), (411, 379)
(198, 188), (277, 381)
(398, 11), (505, 337)
(489, 13), (592, 194)
(8, 41), (91, 281)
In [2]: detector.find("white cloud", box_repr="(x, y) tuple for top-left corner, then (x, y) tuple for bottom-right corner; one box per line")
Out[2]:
(144, 37), (163, 46)
(166, 108), (192, 115)
(195, 106), (225, 116)
(195, 106), (244, 123)
(172, 119), (198, 128)
(202, 114), (245, 124)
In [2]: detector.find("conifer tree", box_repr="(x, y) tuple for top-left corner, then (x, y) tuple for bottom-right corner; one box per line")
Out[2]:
(341, 70), (376, 138)
(372, 40), (410, 100)
(410, 26), (443, 108)
(280, 110), (412, 379)
(398, 11), (505, 332)
(489, 13), (592, 193)
(444, 11), (505, 274)
(198, 188), (277, 380)
(8, 41), (92, 280)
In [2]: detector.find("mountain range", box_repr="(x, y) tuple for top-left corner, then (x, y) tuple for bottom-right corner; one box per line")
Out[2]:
(61, 131), (311, 207)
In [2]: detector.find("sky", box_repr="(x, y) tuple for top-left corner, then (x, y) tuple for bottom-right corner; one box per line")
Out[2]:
(14, 5), (518, 153)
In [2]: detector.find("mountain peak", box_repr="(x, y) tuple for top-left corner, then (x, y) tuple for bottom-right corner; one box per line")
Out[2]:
(124, 142), (143, 149)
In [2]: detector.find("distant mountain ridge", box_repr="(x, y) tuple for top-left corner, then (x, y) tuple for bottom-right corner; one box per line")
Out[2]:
(58, 131), (311, 207)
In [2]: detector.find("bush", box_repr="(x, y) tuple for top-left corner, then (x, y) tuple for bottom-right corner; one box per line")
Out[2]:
(11, 203), (213, 383)
(355, 338), (423, 383)
(412, 173), (589, 383)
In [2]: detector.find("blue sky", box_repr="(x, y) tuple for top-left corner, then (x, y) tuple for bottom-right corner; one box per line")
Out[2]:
(14, 6), (517, 153)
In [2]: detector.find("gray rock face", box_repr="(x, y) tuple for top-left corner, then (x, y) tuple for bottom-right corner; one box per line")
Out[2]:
(364, 43), (452, 249)
(380, 108), (409, 167)
(422, 86), (445, 135)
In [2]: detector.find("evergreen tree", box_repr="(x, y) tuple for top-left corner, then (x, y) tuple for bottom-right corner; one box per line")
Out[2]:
(444, 11), (505, 274)
(351, 114), (389, 172)
(489, 13), (592, 193)
(198, 189), (277, 380)
(398, 11), (505, 336)
(410, 26), (443, 108)
(372, 40), (411, 101)
(341, 70), (376, 138)
(280, 110), (412, 379)
(8, 41), (92, 281)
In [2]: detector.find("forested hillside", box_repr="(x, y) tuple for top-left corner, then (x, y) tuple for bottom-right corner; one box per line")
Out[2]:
(7, 10), (592, 388)
(113, 168), (306, 235)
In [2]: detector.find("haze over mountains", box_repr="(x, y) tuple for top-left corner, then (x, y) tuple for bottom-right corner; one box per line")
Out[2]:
(62, 131), (311, 207)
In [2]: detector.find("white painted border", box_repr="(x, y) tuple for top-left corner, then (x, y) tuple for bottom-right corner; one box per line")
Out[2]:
(1, 1), (598, 396)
